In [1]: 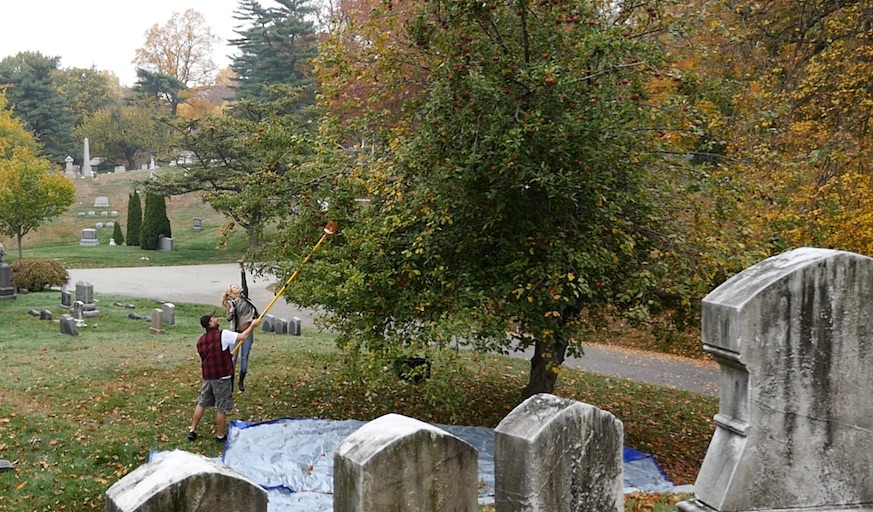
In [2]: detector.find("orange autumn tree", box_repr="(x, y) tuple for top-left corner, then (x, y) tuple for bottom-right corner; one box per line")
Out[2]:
(678, 0), (873, 254)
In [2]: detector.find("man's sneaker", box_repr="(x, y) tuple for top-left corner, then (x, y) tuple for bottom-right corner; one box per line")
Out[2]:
(215, 435), (227, 443)
(187, 430), (197, 441)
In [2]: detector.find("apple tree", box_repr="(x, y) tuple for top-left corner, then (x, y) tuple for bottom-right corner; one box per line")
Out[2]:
(247, 0), (749, 398)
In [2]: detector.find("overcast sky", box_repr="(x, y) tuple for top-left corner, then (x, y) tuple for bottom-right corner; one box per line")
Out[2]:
(0, 0), (278, 86)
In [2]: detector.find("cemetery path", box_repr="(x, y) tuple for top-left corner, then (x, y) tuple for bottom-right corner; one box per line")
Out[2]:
(68, 264), (718, 397)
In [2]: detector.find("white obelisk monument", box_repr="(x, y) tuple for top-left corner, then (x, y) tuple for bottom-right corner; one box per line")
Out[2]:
(82, 138), (93, 178)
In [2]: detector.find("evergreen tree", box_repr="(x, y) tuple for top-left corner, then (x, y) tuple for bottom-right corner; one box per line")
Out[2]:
(0, 52), (76, 163)
(111, 221), (125, 245)
(229, 0), (318, 103)
(140, 192), (172, 250)
(126, 190), (143, 246)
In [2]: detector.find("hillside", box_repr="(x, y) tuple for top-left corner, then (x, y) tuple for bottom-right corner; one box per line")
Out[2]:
(1, 168), (228, 250)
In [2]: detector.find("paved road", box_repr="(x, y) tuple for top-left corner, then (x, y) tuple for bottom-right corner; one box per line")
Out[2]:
(68, 264), (719, 396)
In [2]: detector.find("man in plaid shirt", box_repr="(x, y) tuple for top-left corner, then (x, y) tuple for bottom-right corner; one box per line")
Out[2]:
(188, 311), (260, 442)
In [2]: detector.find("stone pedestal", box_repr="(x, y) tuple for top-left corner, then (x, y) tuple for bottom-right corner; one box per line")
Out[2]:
(0, 263), (15, 300)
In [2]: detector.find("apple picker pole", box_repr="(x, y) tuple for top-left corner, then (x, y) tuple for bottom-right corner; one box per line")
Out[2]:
(232, 221), (338, 355)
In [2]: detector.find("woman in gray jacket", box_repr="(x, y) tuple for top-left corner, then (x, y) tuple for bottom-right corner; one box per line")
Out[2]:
(220, 260), (259, 392)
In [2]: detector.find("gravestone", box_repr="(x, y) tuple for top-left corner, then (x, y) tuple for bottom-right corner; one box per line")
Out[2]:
(59, 314), (79, 336)
(94, 196), (109, 208)
(105, 450), (267, 512)
(100, 211), (108, 217)
(193, 218), (202, 232)
(114, 166), (125, 173)
(274, 318), (288, 334)
(64, 156), (74, 175)
(106, 221), (114, 228)
(288, 316), (302, 336)
(0, 244), (14, 300)
(494, 393), (624, 512)
(95, 222), (104, 229)
(87, 210), (95, 216)
(75, 281), (95, 307)
(60, 290), (72, 309)
(111, 211), (118, 217)
(0, 459), (13, 473)
(158, 237), (173, 252)
(262, 314), (276, 333)
(39, 309), (52, 320)
(161, 303), (175, 326)
(79, 228), (99, 246)
(334, 413), (478, 512)
(27, 309), (40, 317)
(678, 247), (873, 512)
(149, 308), (165, 334)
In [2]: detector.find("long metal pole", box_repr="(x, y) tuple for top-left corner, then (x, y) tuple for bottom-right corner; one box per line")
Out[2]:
(232, 222), (337, 355)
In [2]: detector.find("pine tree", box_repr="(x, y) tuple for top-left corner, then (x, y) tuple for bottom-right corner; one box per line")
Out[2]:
(229, 0), (318, 103)
(111, 221), (124, 245)
(126, 190), (142, 246)
(140, 192), (172, 250)
(0, 52), (76, 163)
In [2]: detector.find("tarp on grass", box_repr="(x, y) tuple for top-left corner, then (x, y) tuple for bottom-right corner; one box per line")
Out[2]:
(153, 417), (675, 511)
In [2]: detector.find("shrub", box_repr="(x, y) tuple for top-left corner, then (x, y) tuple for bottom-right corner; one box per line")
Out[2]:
(112, 221), (125, 245)
(126, 190), (142, 246)
(11, 259), (69, 292)
(140, 192), (172, 250)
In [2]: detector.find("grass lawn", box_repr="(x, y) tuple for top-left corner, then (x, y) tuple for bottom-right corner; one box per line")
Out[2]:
(0, 168), (713, 510)
(0, 291), (712, 511)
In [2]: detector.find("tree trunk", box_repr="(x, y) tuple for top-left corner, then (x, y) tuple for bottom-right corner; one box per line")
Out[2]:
(521, 335), (569, 400)
(16, 232), (24, 259)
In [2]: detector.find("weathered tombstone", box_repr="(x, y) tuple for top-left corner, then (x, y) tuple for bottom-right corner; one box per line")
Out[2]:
(60, 290), (72, 309)
(128, 312), (142, 320)
(678, 247), (873, 512)
(193, 218), (202, 232)
(59, 314), (79, 336)
(114, 165), (125, 173)
(0, 244), (14, 300)
(64, 156), (74, 175)
(75, 281), (94, 306)
(79, 228), (99, 246)
(95, 222), (104, 229)
(109, 239), (116, 246)
(40, 309), (52, 320)
(106, 221), (114, 228)
(0, 459), (13, 473)
(94, 196), (109, 208)
(288, 316), (302, 336)
(274, 318), (288, 334)
(161, 303), (175, 326)
(334, 413), (478, 512)
(87, 210), (96, 216)
(494, 393), (624, 512)
(262, 314), (276, 333)
(105, 450), (267, 512)
(158, 237), (174, 252)
(27, 309), (40, 317)
(149, 308), (165, 334)
(100, 211), (108, 217)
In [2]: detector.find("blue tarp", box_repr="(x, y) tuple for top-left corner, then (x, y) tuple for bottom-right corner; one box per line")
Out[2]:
(153, 417), (675, 511)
